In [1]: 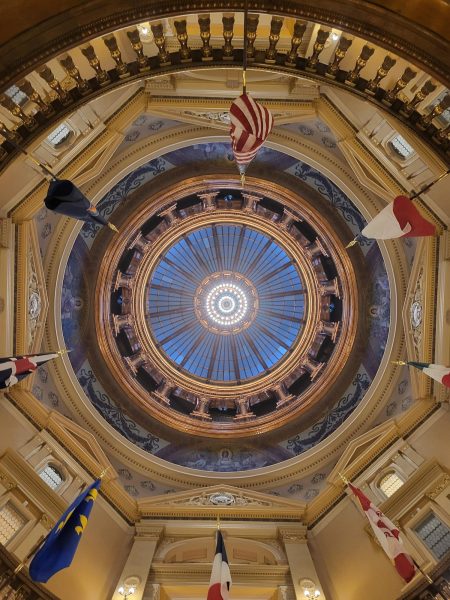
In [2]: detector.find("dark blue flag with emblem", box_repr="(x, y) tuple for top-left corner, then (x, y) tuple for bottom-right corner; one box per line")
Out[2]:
(0, 352), (60, 389)
(29, 479), (101, 583)
(44, 179), (118, 232)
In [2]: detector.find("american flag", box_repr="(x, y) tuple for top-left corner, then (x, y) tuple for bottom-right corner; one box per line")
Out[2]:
(230, 93), (273, 179)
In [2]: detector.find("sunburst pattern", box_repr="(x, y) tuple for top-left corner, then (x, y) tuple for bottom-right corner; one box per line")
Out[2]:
(146, 224), (305, 382)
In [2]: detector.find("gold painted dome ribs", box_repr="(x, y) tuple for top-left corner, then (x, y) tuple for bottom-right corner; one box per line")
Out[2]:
(95, 179), (358, 438)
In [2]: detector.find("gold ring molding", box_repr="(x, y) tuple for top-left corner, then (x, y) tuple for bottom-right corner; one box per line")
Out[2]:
(95, 175), (358, 437)
(39, 130), (409, 485)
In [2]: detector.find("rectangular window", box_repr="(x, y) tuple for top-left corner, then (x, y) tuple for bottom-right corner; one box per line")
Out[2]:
(0, 501), (27, 545)
(414, 513), (450, 560)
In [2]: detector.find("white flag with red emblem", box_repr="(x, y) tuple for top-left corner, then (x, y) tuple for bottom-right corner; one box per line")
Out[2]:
(405, 361), (450, 388)
(207, 531), (232, 600)
(0, 353), (60, 389)
(361, 195), (435, 240)
(348, 483), (416, 583)
(229, 93), (273, 177)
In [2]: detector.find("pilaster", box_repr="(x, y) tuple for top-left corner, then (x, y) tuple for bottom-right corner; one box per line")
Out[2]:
(111, 524), (164, 600)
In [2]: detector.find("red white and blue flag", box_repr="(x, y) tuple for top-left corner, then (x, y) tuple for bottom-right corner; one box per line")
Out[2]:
(207, 531), (232, 600)
(0, 353), (59, 389)
(361, 195), (435, 240)
(230, 93), (273, 178)
(349, 483), (416, 583)
(405, 361), (450, 388)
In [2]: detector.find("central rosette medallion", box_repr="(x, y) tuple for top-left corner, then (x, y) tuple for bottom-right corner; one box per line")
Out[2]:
(195, 273), (258, 333)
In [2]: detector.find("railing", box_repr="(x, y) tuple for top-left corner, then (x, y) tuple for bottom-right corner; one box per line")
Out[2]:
(401, 555), (450, 600)
(0, 545), (59, 600)
(0, 14), (448, 173)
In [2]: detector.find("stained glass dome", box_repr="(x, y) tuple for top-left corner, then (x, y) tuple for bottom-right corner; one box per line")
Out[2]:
(146, 224), (305, 382)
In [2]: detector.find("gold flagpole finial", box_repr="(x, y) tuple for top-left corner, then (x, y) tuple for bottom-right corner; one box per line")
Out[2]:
(108, 222), (119, 233)
(217, 514), (221, 530)
(338, 472), (349, 485)
(57, 348), (70, 356)
(346, 238), (358, 249)
(391, 360), (407, 366)
(99, 466), (111, 480)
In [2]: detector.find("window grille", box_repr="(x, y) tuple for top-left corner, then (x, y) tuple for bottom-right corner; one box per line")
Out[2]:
(5, 85), (27, 106)
(39, 464), (64, 490)
(378, 471), (404, 497)
(0, 502), (27, 545)
(46, 123), (72, 147)
(415, 513), (450, 560)
(387, 135), (415, 160)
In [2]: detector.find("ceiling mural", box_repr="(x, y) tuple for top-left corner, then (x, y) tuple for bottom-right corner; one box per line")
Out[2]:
(52, 141), (400, 476)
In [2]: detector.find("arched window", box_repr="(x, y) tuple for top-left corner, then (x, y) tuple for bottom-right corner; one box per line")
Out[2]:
(39, 464), (64, 490)
(378, 471), (404, 498)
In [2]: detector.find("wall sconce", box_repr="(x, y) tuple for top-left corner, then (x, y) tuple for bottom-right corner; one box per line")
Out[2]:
(118, 585), (136, 599)
(300, 578), (321, 598)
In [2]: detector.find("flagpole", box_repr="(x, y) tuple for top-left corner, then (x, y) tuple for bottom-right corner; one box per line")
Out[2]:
(409, 169), (450, 201)
(0, 535), (46, 591)
(242, 0), (248, 95)
(0, 127), (56, 180)
(217, 514), (221, 531)
(238, 0), (249, 188)
(0, 128), (119, 232)
(339, 473), (437, 588)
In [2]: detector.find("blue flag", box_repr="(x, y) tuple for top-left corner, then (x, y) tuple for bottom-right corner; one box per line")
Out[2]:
(29, 479), (101, 583)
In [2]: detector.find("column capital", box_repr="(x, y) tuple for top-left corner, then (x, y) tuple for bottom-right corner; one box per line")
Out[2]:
(159, 204), (179, 224)
(135, 523), (164, 541)
(278, 526), (308, 543)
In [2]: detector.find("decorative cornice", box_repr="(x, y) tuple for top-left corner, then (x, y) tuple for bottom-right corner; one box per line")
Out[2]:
(36, 123), (411, 492)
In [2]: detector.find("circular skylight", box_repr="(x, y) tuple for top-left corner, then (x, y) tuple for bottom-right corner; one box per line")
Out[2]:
(146, 223), (305, 383)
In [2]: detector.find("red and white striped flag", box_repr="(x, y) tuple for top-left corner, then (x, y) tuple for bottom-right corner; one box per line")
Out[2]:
(229, 93), (273, 179)
(0, 353), (60, 389)
(207, 531), (232, 600)
(361, 195), (435, 240)
(405, 361), (450, 388)
(349, 483), (416, 583)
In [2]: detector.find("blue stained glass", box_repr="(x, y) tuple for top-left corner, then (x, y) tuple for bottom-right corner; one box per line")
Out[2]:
(147, 224), (304, 382)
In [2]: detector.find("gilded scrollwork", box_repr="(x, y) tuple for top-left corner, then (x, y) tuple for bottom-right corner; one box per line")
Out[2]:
(410, 266), (424, 354)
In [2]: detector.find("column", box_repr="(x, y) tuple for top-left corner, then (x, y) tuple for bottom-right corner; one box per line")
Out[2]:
(305, 239), (328, 259)
(112, 524), (163, 600)
(154, 379), (173, 405)
(234, 397), (255, 420)
(318, 278), (339, 298)
(128, 232), (151, 252)
(279, 209), (297, 231)
(198, 191), (219, 212)
(302, 356), (325, 381)
(124, 352), (146, 374)
(317, 320), (339, 342)
(113, 314), (133, 335)
(191, 397), (212, 421)
(114, 271), (133, 290)
(242, 193), (260, 212)
(279, 527), (325, 600)
(159, 204), (178, 225)
(275, 384), (294, 408)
